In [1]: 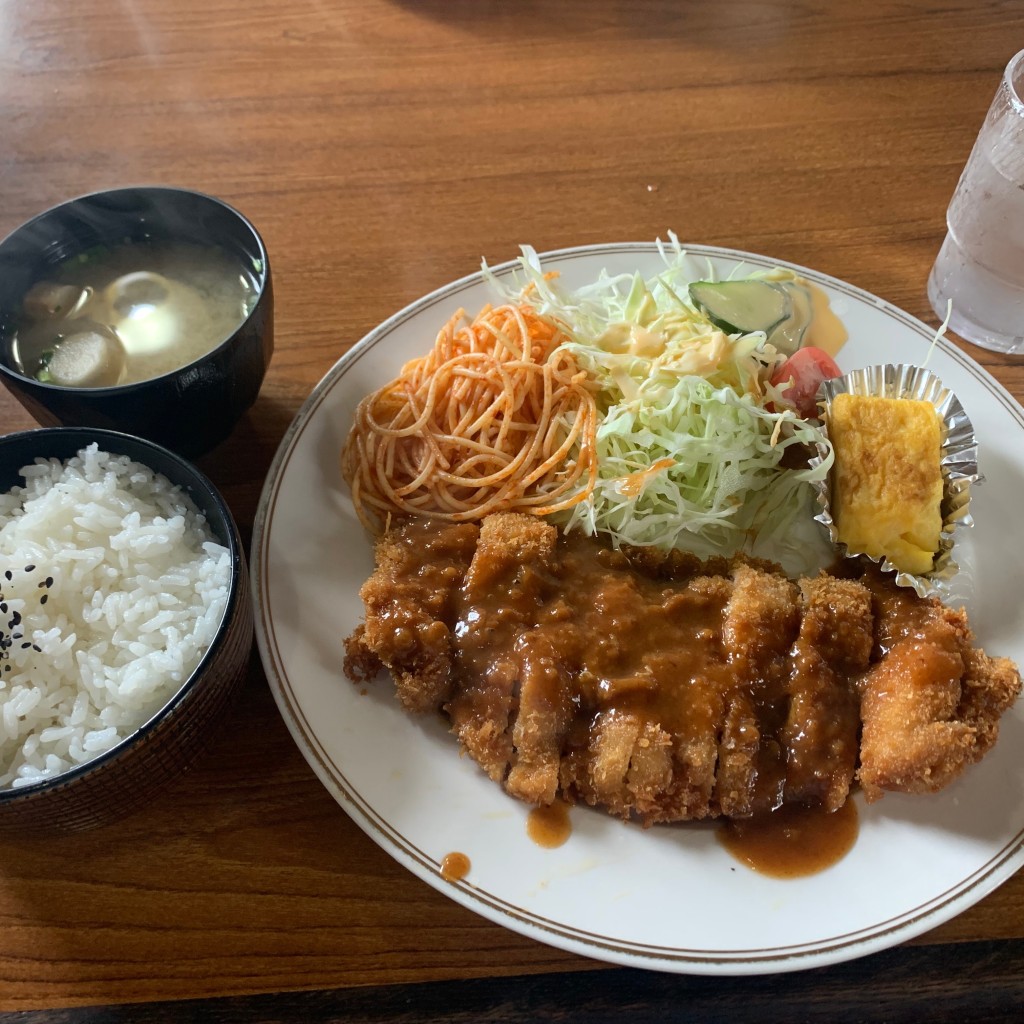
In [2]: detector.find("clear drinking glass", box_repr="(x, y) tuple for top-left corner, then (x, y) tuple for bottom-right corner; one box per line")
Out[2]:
(927, 50), (1024, 354)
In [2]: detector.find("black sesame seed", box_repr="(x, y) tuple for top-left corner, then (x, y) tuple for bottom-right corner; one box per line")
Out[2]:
(4, 571), (11, 581)
(31, 645), (41, 653)
(10, 611), (20, 627)
(0, 603), (6, 613)
(44, 577), (53, 588)
(39, 595), (48, 605)
(24, 565), (35, 573)
(20, 642), (31, 649)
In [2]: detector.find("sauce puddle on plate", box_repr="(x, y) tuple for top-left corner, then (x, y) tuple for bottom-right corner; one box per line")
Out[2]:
(718, 799), (859, 878)
(440, 851), (471, 882)
(527, 800), (572, 848)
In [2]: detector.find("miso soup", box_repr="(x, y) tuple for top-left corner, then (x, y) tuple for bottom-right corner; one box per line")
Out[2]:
(7, 241), (258, 388)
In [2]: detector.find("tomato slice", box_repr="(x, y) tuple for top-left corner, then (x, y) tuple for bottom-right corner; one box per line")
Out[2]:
(770, 347), (843, 419)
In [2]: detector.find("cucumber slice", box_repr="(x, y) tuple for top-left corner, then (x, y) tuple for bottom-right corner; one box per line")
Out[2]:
(688, 278), (813, 356)
(688, 280), (790, 337)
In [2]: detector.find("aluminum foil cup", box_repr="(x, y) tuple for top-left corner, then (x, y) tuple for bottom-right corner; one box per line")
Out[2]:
(808, 364), (980, 598)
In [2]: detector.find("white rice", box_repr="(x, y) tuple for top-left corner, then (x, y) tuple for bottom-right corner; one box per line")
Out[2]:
(0, 444), (231, 789)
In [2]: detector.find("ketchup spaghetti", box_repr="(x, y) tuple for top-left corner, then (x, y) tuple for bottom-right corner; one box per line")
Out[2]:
(342, 302), (598, 530)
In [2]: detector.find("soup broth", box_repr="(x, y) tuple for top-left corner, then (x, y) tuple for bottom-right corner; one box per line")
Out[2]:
(7, 241), (258, 388)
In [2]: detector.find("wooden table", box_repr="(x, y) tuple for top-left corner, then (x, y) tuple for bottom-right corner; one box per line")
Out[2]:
(2, 1), (1023, 1019)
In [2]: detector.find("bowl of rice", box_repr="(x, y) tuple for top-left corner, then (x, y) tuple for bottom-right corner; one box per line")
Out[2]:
(0, 426), (252, 832)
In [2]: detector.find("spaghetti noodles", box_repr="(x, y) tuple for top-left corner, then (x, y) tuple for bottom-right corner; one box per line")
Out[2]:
(342, 302), (598, 531)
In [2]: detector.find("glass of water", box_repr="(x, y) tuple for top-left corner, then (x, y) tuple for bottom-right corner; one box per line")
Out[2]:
(928, 50), (1024, 354)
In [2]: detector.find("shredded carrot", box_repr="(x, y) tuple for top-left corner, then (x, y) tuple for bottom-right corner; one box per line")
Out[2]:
(616, 458), (676, 499)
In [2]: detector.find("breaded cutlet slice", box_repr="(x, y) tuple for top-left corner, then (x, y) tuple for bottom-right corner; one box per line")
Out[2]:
(782, 575), (873, 810)
(505, 630), (575, 805)
(858, 603), (1021, 800)
(459, 511), (557, 594)
(563, 710), (675, 822)
(344, 519), (478, 713)
(447, 513), (561, 792)
(715, 563), (800, 817)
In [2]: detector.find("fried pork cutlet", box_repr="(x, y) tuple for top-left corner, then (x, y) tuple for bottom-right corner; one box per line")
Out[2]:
(856, 573), (1021, 800)
(344, 519), (477, 713)
(343, 513), (1021, 824)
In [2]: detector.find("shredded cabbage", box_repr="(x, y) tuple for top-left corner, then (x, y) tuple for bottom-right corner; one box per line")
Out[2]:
(482, 240), (836, 574)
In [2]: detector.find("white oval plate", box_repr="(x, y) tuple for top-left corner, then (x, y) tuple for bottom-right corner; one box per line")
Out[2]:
(252, 244), (1024, 975)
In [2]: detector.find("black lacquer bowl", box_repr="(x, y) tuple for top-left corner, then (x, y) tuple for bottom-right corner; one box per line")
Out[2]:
(0, 187), (273, 459)
(0, 427), (253, 834)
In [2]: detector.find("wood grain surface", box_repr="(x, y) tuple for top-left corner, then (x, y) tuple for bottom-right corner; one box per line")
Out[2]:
(4, 941), (1024, 1024)
(1, 0), (1024, 1015)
